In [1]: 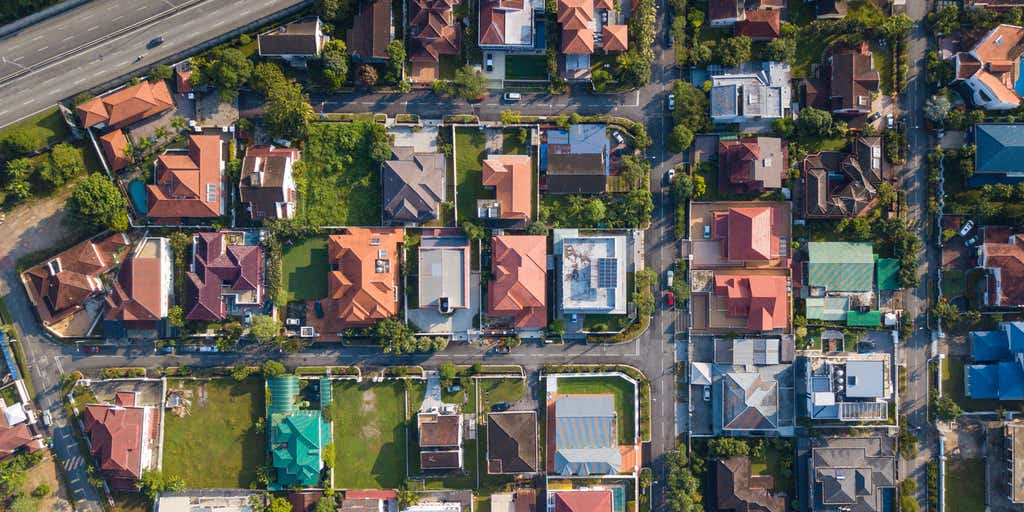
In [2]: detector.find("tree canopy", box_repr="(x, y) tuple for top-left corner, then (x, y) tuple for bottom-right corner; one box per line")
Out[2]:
(263, 79), (314, 141)
(69, 173), (128, 231)
(320, 40), (350, 90)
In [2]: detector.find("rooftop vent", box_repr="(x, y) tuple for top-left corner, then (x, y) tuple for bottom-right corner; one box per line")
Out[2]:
(370, 237), (381, 246)
(47, 259), (62, 276)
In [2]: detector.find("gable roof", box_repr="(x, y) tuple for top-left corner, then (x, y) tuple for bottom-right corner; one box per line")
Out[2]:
(239, 145), (300, 221)
(147, 134), (222, 220)
(713, 273), (788, 331)
(479, 0), (531, 47)
(271, 411), (324, 487)
(104, 238), (168, 327)
(418, 412), (461, 447)
(554, 491), (613, 512)
(982, 236), (1024, 306)
(716, 456), (786, 512)
(83, 403), (147, 481)
(719, 137), (786, 193)
(327, 228), (405, 328)
(0, 402), (43, 461)
(723, 207), (779, 261)
(185, 232), (263, 321)
(602, 24), (629, 52)
(735, 9), (781, 40)
(723, 371), (779, 430)
(487, 411), (538, 473)
(382, 147), (446, 224)
(807, 242), (875, 292)
(489, 235), (547, 328)
(347, 0), (393, 60)
(976, 124), (1024, 175)
(709, 0), (743, 22)
(803, 137), (884, 218)
(829, 48), (879, 112)
(258, 16), (324, 56)
(99, 129), (132, 171)
(76, 80), (174, 128)
(553, 395), (621, 476)
(409, 0), (461, 64)
(482, 155), (532, 220)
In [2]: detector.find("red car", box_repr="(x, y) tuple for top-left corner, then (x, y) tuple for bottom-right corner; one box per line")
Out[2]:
(665, 291), (675, 308)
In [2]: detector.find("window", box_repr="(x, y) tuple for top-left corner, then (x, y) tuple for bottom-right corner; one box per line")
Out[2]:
(206, 183), (217, 203)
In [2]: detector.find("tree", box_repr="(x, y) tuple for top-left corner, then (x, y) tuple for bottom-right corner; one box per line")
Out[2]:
(2, 128), (43, 156)
(451, 65), (488, 101)
(501, 109), (522, 125)
(581, 197), (606, 225)
(591, 67), (612, 92)
(527, 221), (549, 236)
(931, 393), (962, 422)
(932, 299), (961, 329)
(899, 479), (919, 512)
(397, 490), (420, 509)
(321, 40), (350, 90)
(150, 64), (173, 81)
(927, 4), (959, 35)
(716, 35), (751, 67)
(263, 80), (314, 141)
(384, 40), (406, 82)
(204, 48), (253, 100)
(376, 317), (417, 354)
(69, 173), (128, 231)
(40, 143), (84, 188)
(261, 360), (286, 377)
(167, 305), (185, 328)
(231, 363), (254, 381)
(251, 62), (287, 96)
(462, 221), (486, 241)
(249, 315), (281, 344)
(877, 181), (897, 207)
(708, 437), (750, 458)
(671, 80), (710, 133)
(31, 484), (50, 498)
(269, 496), (292, 512)
(136, 470), (185, 500)
(668, 124), (694, 153)
(665, 447), (703, 512)
(357, 64), (379, 87)
(924, 94), (952, 124)
(314, 495), (337, 512)
(440, 362), (457, 383)
(764, 36), (796, 63)
(796, 107), (833, 138)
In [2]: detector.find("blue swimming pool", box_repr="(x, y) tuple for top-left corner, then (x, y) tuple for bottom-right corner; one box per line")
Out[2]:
(1015, 57), (1024, 96)
(128, 179), (147, 214)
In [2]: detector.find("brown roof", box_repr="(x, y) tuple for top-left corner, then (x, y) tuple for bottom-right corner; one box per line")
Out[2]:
(0, 403), (44, 461)
(327, 228), (405, 328)
(718, 137), (786, 193)
(382, 147), (447, 224)
(99, 130), (131, 171)
(829, 47), (880, 112)
(716, 457), (786, 512)
(239, 145), (299, 220)
(554, 491), (613, 512)
(83, 403), (147, 481)
(259, 17), (324, 56)
(515, 489), (538, 512)
(713, 273), (788, 331)
(709, 0), (743, 22)
(712, 207), (781, 261)
(347, 0), (393, 60)
(104, 242), (166, 329)
(487, 411), (539, 473)
(489, 235), (547, 328)
(735, 9), (781, 40)
(483, 155), (532, 221)
(802, 137), (884, 219)
(983, 234), (1024, 306)
(558, 0), (593, 30)
(174, 65), (192, 93)
(409, 0), (461, 64)
(23, 233), (130, 325)
(974, 24), (1024, 63)
(147, 134), (222, 221)
(418, 413), (461, 447)
(562, 28), (595, 54)
(420, 450), (463, 469)
(76, 80), (173, 129)
(602, 24), (629, 52)
(288, 491), (323, 512)
(479, 0), (526, 46)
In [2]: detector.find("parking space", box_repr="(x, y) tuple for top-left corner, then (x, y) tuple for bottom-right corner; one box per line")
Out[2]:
(688, 383), (714, 436)
(408, 273), (481, 334)
(390, 125), (439, 153)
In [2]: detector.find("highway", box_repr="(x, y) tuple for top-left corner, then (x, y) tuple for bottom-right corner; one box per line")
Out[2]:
(0, 0), (309, 129)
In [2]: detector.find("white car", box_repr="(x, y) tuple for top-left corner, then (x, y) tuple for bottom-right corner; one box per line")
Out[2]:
(503, 92), (521, 102)
(667, 94), (675, 111)
(666, 270), (674, 288)
(703, 386), (711, 401)
(964, 236), (978, 247)
(886, 113), (894, 129)
(666, 168), (676, 182)
(958, 220), (974, 237)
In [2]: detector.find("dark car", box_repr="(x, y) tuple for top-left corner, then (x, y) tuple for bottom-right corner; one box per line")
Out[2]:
(147, 36), (164, 49)
(491, 402), (511, 412)
(314, 301), (324, 319)
(81, 345), (101, 354)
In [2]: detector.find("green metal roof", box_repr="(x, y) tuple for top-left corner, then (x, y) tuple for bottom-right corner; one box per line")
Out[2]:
(319, 378), (331, 411)
(876, 258), (900, 291)
(270, 411), (323, 487)
(807, 242), (875, 292)
(268, 376), (299, 416)
(805, 297), (849, 321)
(846, 310), (882, 327)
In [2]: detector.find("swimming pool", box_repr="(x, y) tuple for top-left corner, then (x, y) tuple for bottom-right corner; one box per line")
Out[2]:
(1015, 57), (1024, 96)
(128, 179), (148, 215)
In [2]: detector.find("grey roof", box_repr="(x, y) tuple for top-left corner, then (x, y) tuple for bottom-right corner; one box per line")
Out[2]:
(558, 233), (627, 315)
(976, 124), (1024, 176)
(382, 147), (447, 224)
(716, 338), (780, 366)
(568, 124), (609, 155)
(556, 394), (615, 418)
(258, 17), (323, 56)
(812, 437), (896, 512)
(418, 235), (469, 309)
(709, 62), (791, 122)
(845, 360), (885, 398)
(723, 371), (779, 431)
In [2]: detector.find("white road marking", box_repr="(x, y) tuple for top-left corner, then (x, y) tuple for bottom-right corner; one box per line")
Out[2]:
(31, 34), (44, 41)
(137, 4), (149, 10)
(112, 15), (124, 21)
(88, 26), (99, 31)
(37, 46), (49, 52)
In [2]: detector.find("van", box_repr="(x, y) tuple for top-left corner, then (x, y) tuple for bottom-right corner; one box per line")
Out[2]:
(503, 92), (522, 102)
(41, 411), (52, 428)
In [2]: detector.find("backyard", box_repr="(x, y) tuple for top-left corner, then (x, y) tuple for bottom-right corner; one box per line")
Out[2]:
(945, 458), (985, 512)
(504, 55), (548, 81)
(455, 126), (492, 223)
(162, 378), (265, 488)
(330, 381), (410, 489)
(0, 107), (69, 161)
(296, 121), (390, 226)
(557, 376), (635, 445)
(281, 237), (329, 303)
(942, 269), (965, 300)
(478, 378), (525, 412)
(750, 441), (794, 498)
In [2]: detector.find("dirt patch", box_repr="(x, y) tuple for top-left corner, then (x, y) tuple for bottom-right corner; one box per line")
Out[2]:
(361, 389), (377, 412)
(24, 455), (72, 512)
(947, 417), (986, 459)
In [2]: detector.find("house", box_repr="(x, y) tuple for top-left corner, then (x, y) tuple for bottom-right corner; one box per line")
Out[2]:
(174, 62), (192, 94)
(239, 145), (300, 221)
(76, 80), (174, 129)
(267, 376), (329, 488)
(544, 124), (609, 194)
(720, 368), (780, 432)
(829, 45), (880, 116)
(491, 490), (537, 512)
(980, 231), (1024, 307)
(487, 411), (539, 474)
(973, 124), (1024, 186)
(810, 436), (896, 512)
(552, 395), (621, 476)
(735, 9), (781, 40)
(966, 321), (1024, 400)
(258, 17), (328, 67)
(418, 233), (471, 313)
(807, 242), (875, 293)
(715, 456), (786, 512)
(815, 0), (847, 18)
(83, 392), (158, 489)
(712, 273), (789, 332)
(409, 0), (461, 82)
(556, 0), (627, 78)
(718, 138), (787, 194)
(802, 354), (893, 422)
(1004, 421), (1024, 504)
(404, 502), (463, 512)
(418, 412), (463, 470)
(103, 237), (172, 336)
(147, 134), (224, 222)
(184, 231), (262, 321)
(952, 24), (1024, 110)
(347, 0), (393, 62)
(702, 338), (795, 436)
(99, 129), (131, 171)
(22, 232), (130, 327)
(554, 229), (627, 315)
(327, 228), (405, 329)
(0, 401), (44, 461)
(803, 137), (884, 219)
(479, 0), (538, 49)
(709, 62), (792, 124)
(382, 147), (447, 225)
(552, 490), (613, 512)
(489, 235), (547, 329)
(709, 0), (744, 26)
(339, 490), (399, 512)
(155, 491), (264, 512)
(481, 154), (532, 224)
(689, 202), (792, 270)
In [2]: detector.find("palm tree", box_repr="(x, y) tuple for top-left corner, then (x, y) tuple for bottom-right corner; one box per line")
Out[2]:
(170, 116), (187, 133)
(154, 126), (168, 141)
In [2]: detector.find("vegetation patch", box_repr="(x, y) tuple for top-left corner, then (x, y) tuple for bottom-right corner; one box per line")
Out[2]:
(281, 237), (329, 302)
(504, 55), (548, 80)
(330, 381), (410, 489)
(945, 458), (985, 512)
(455, 127), (492, 223)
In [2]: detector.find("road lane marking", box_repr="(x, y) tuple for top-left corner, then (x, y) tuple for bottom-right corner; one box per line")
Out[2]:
(88, 26), (99, 31)
(37, 46), (49, 52)
(31, 34), (44, 41)
(137, 4), (149, 10)
(112, 15), (124, 21)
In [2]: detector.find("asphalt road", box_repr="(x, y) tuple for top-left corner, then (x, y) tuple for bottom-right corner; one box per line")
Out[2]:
(0, 0), (308, 129)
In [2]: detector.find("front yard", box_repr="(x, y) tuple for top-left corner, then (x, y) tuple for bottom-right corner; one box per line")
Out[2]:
(162, 378), (265, 488)
(945, 458), (985, 512)
(941, 356), (1010, 412)
(504, 54), (548, 81)
(557, 376), (635, 445)
(281, 237), (329, 303)
(330, 381), (410, 489)
(455, 126), (492, 223)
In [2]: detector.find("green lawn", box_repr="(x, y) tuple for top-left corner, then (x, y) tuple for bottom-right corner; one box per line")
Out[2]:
(440, 55), (460, 80)
(442, 378), (477, 413)
(871, 41), (894, 96)
(583, 314), (632, 332)
(296, 121), (388, 226)
(942, 270), (965, 299)
(331, 381), (409, 489)
(750, 444), (793, 495)
(455, 127), (492, 223)
(945, 459), (985, 512)
(557, 376), (635, 445)
(0, 107), (69, 161)
(501, 128), (529, 155)
(162, 378), (265, 488)
(504, 55), (548, 80)
(478, 378), (525, 412)
(281, 237), (329, 303)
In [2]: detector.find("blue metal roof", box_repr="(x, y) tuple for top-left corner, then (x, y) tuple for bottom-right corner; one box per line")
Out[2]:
(966, 364), (1000, 399)
(0, 332), (19, 381)
(971, 330), (1011, 362)
(997, 361), (1024, 400)
(976, 124), (1024, 175)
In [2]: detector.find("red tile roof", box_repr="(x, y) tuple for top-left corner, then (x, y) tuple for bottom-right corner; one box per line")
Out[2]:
(725, 207), (779, 261)
(489, 235), (547, 328)
(713, 273), (788, 331)
(327, 228), (405, 328)
(185, 232), (262, 321)
(175, 67), (192, 93)
(562, 28), (595, 54)
(554, 491), (613, 512)
(76, 80), (173, 129)
(558, 0), (593, 30)
(983, 234), (1024, 306)
(345, 490), (398, 500)
(99, 130), (131, 171)
(0, 403), (44, 461)
(483, 155), (532, 220)
(603, 24), (628, 52)
(83, 403), (146, 481)
(104, 241), (166, 329)
(147, 134), (222, 221)
(735, 9), (781, 40)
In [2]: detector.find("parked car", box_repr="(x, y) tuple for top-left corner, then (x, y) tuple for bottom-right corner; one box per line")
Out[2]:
(667, 94), (675, 111)
(570, 313), (578, 323)
(491, 402), (511, 412)
(666, 270), (674, 288)
(156, 346), (174, 354)
(886, 113), (894, 129)
(447, 385), (462, 393)
(486, 54), (494, 72)
(703, 225), (711, 238)
(964, 236), (978, 247)
(867, 112), (882, 123)
(495, 345), (511, 354)
(81, 345), (101, 354)
(503, 92), (521, 102)
(41, 411), (52, 428)
(147, 36), (164, 49)
(665, 168), (676, 183)
(703, 385), (711, 401)
(958, 220), (975, 237)
(314, 301), (324, 318)
(243, 310), (253, 325)
(665, 291), (675, 308)
(612, 131), (625, 145)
